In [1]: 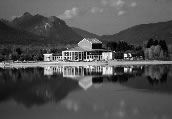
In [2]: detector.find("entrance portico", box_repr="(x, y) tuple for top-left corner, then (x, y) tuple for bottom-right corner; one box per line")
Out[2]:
(62, 47), (103, 61)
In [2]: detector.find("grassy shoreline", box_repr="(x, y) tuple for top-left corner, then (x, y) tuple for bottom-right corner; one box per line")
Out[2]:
(0, 60), (172, 68)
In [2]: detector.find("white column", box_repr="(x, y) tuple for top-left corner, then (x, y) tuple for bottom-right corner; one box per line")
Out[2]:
(86, 52), (87, 60)
(81, 52), (82, 60)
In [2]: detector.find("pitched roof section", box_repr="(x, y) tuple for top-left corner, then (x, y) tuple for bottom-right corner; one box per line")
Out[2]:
(84, 38), (102, 44)
(63, 46), (108, 52)
(64, 47), (88, 52)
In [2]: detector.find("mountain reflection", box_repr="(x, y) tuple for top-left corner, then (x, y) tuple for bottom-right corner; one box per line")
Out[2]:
(0, 64), (172, 108)
(0, 67), (80, 108)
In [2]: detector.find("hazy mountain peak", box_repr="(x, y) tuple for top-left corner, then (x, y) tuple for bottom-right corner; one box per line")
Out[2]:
(6, 12), (83, 44)
(23, 12), (32, 17)
(72, 27), (100, 39)
(100, 20), (172, 45)
(49, 16), (57, 20)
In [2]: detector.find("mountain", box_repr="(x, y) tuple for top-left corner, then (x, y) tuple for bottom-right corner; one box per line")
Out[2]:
(2, 12), (172, 46)
(12, 12), (83, 44)
(100, 20), (172, 45)
(0, 21), (49, 45)
(72, 27), (100, 39)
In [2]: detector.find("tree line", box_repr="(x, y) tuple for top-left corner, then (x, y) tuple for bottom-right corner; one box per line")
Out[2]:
(0, 39), (171, 62)
(106, 39), (171, 60)
(144, 38), (169, 60)
(0, 45), (65, 62)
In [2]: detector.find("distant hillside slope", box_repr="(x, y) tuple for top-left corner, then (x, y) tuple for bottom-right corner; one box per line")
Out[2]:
(0, 21), (49, 45)
(101, 20), (172, 44)
(72, 27), (100, 39)
(11, 12), (83, 44)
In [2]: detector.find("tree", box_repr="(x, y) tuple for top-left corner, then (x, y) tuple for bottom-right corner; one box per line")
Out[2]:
(0, 54), (5, 62)
(16, 48), (22, 55)
(135, 46), (143, 51)
(148, 47), (154, 59)
(146, 38), (154, 48)
(11, 52), (19, 61)
(153, 40), (158, 46)
(159, 40), (168, 58)
(159, 40), (168, 52)
(144, 48), (149, 60)
(154, 45), (161, 58)
(160, 50), (164, 59)
(168, 45), (172, 60)
(106, 42), (117, 51)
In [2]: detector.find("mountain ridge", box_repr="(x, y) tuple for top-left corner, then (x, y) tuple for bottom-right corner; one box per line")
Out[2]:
(72, 27), (100, 39)
(0, 20), (49, 45)
(100, 20), (172, 44)
(1, 12), (172, 46)
(11, 12), (83, 44)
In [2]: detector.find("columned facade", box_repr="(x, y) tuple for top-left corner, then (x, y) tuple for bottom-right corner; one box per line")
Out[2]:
(53, 56), (62, 61)
(62, 50), (103, 61)
(44, 38), (107, 62)
(62, 51), (84, 61)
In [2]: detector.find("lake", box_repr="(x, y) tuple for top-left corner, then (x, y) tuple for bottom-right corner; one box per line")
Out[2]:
(0, 64), (172, 119)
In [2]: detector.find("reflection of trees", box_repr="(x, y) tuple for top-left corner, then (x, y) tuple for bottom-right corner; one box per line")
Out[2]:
(92, 66), (145, 84)
(92, 74), (133, 84)
(0, 67), (44, 82)
(91, 65), (172, 94)
(108, 75), (130, 83)
(109, 66), (144, 83)
(0, 68), (80, 108)
(0, 65), (171, 108)
(145, 65), (169, 85)
(92, 77), (103, 83)
(119, 65), (172, 94)
(114, 66), (144, 77)
(147, 73), (168, 85)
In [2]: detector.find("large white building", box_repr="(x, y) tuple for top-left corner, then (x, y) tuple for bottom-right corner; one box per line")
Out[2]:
(43, 38), (110, 62)
(62, 38), (107, 61)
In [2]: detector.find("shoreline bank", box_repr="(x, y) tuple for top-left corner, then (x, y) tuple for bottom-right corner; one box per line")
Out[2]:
(0, 60), (172, 68)
(108, 60), (172, 66)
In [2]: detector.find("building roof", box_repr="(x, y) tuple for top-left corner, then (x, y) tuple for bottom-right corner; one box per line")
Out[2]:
(63, 46), (108, 52)
(84, 38), (102, 44)
(43, 53), (53, 56)
(64, 47), (88, 52)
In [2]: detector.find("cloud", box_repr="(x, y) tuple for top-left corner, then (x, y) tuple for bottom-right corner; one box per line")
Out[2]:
(58, 7), (79, 20)
(101, 0), (108, 5)
(129, 2), (137, 7)
(101, 0), (126, 11)
(101, 0), (126, 15)
(110, 0), (125, 9)
(101, 0), (125, 9)
(154, 0), (172, 2)
(90, 7), (104, 13)
(101, 0), (137, 16)
(118, 10), (126, 16)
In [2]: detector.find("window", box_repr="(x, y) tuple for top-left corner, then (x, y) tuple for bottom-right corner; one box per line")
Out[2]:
(92, 44), (102, 49)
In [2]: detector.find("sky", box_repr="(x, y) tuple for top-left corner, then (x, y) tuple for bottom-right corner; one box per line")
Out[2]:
(0, 0), (172, 35)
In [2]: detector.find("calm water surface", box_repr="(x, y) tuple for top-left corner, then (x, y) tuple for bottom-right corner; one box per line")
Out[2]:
(0, 65), (172, 119)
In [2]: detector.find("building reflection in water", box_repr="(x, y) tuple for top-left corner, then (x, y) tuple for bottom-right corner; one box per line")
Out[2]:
(63, 66), (85, 78)
(44, 65), (143, 77)
(44, 66), (63, 76)
(43, 65), (145, 90)
(78, 76), (93, 90)
(43, 64), (171, 90)
(0, 65), (171, 109)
